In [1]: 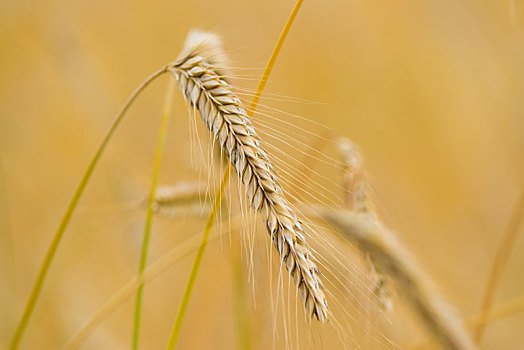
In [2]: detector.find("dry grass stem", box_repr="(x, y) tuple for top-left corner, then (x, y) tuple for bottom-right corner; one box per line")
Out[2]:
(168, 30), (329, 322)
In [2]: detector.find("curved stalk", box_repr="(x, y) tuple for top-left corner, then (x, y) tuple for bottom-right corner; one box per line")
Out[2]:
(9, 65), (169, 350)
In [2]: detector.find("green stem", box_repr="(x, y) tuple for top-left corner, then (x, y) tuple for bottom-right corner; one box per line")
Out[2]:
(132, 75), (176, 349)
(9, 65), (169, 350)
(166, 165), (231, 350)
(132, 76), (175, 350)
(164, 1), (305, 348)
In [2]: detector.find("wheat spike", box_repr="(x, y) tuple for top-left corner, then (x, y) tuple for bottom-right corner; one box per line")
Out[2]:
(338, 137), (373, 213)
(168, 30), (329, 322)
(338, 137), (392, 312)
(314, 208), (476, 350)
(152, 181), (211, 218)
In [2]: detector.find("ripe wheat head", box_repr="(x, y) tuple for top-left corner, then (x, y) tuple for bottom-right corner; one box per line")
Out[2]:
(168, 30), (329, 322)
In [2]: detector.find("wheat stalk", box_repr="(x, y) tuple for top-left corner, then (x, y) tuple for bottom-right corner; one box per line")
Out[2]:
(132, 75), (176, 349)
(64, 215), (245, 349)
(167, 30), (329, 322)
(9, 65), (169, 350)
(312, 207), (476, 350)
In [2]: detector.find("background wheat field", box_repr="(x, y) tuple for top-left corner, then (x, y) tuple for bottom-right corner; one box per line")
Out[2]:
(1, 0), (523, 349)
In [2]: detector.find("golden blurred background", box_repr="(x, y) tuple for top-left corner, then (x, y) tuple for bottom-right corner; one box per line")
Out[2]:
(1, 0), (523, 348)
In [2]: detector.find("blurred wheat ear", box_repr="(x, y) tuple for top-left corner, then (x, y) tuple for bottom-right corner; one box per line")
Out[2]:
(152, 181), (212, 218)
(168, 29), (329, 322)
(312, 207), (476, 350)
(338, 137), (392, 312)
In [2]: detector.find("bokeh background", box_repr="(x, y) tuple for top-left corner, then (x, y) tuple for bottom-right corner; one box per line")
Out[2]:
(1, 0), (523, 348)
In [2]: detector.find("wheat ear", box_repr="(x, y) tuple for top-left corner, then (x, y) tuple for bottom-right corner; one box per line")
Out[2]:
(152, 181), (212, 218)
(167, 30), (328, 322)
(313, 208), (475, 350)
(338, 138), (373, 213)
(338, 138), (392, 312)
